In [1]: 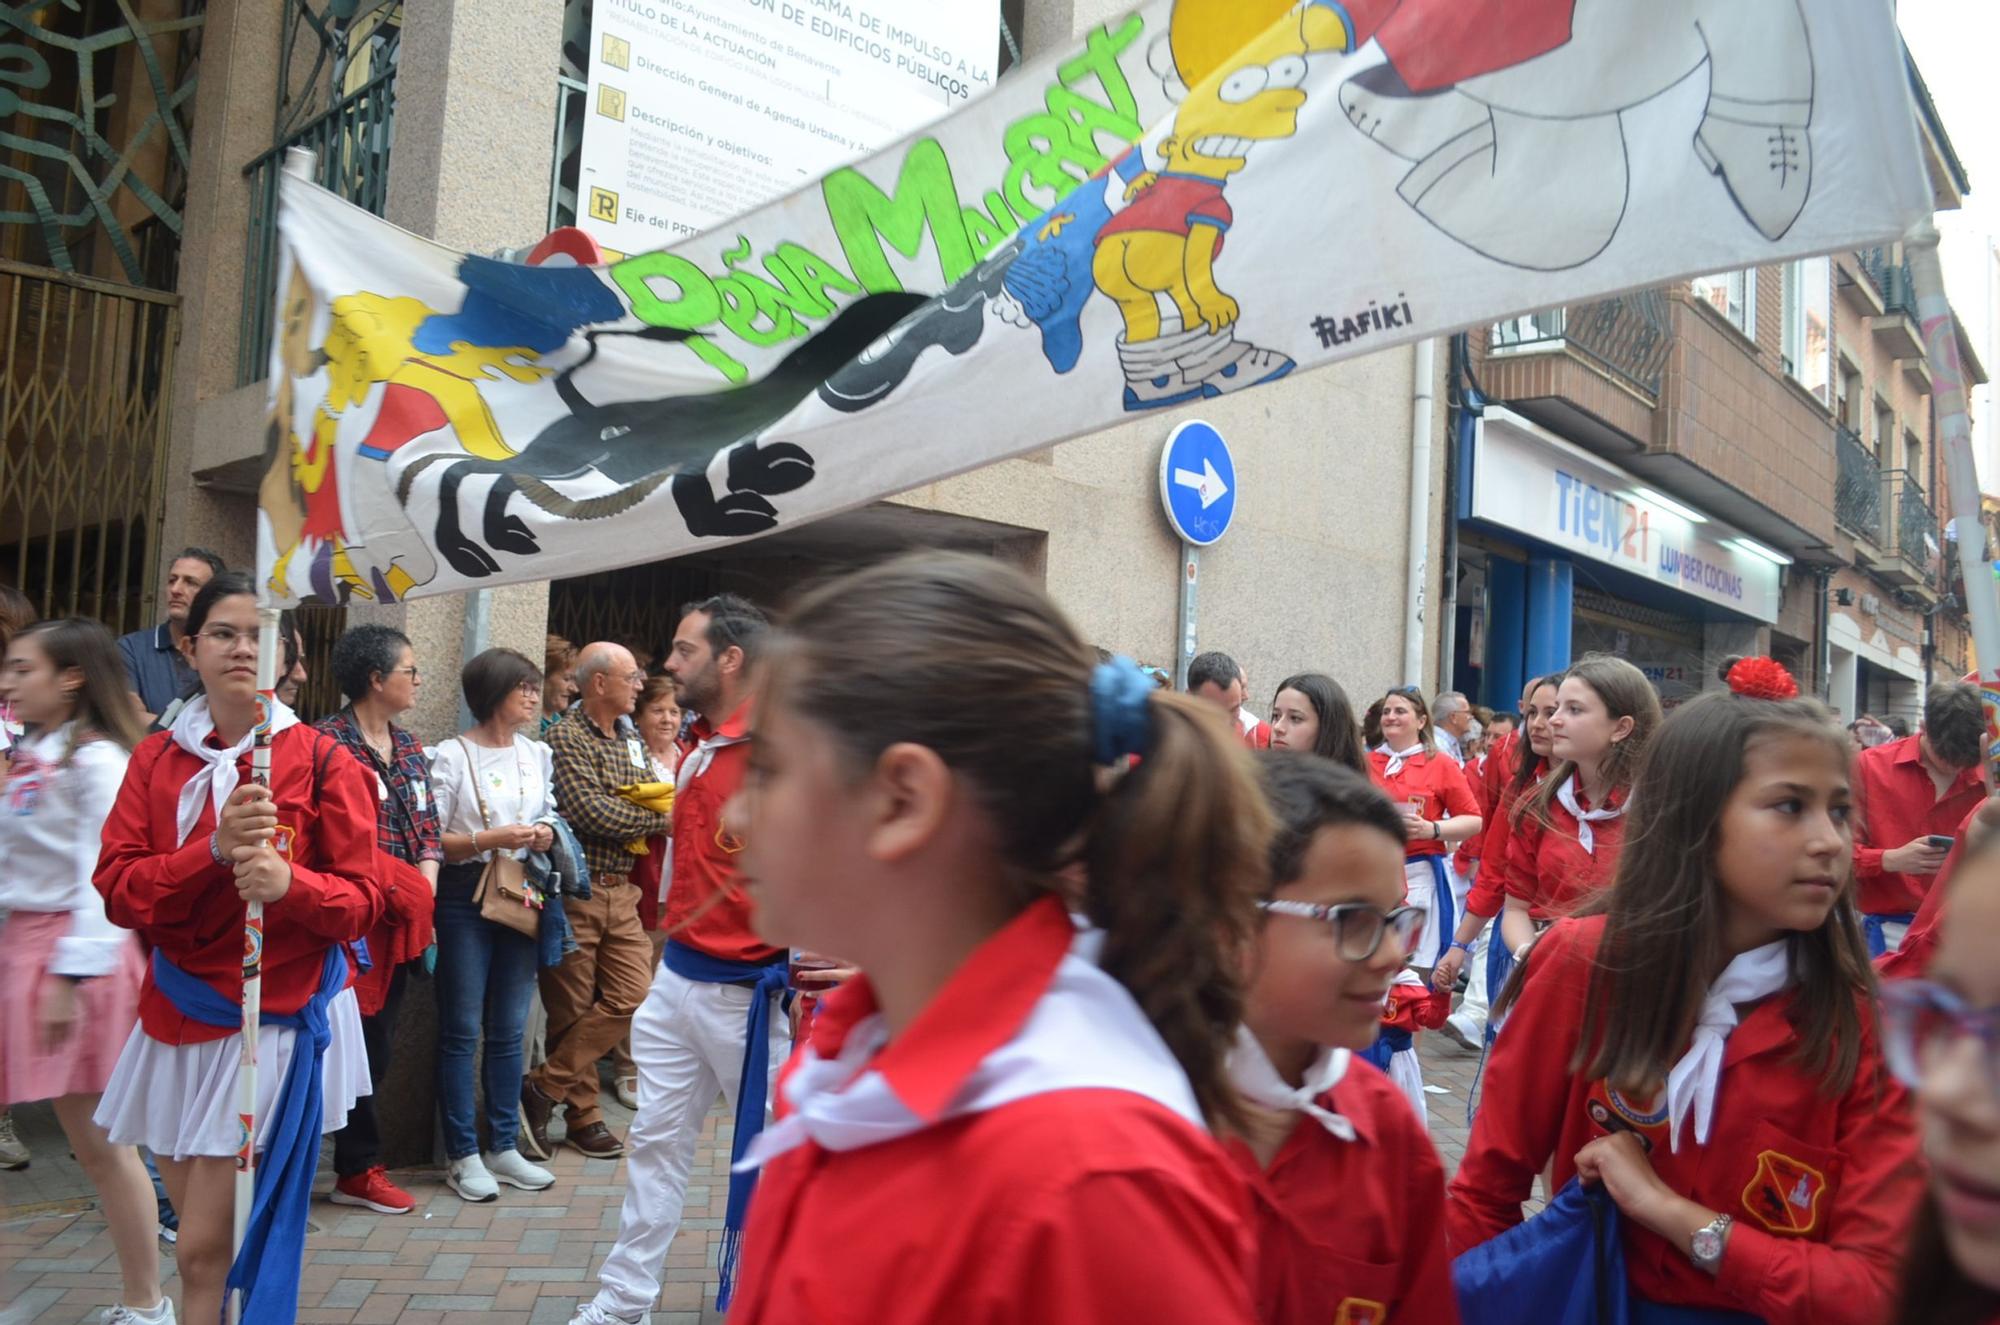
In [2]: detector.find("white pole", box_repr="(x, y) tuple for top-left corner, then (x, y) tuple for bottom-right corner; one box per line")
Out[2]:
(1907, 224), (2000, 775)
(1404, 338), (1437, 686)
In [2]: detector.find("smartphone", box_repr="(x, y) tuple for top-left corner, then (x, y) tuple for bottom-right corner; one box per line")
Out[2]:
(1927, 834), (1956, 850)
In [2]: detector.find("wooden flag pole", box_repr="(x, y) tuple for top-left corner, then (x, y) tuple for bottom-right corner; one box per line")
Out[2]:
(1906, 223), (2000, 775)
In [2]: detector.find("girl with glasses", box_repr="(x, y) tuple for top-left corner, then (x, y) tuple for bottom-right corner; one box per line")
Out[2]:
(92, 573), (382, 1325)
(1884, 826), (2000, 1323)
(720, 553), (1264, 1324)
(1451, 669), (1922, 1322)
(1225, 752), (1457, 1324)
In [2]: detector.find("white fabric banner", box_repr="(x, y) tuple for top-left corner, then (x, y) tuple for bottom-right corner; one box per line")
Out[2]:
(259, 0), (1932, 607)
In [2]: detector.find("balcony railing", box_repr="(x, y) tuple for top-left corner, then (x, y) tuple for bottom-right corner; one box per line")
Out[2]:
(237, 68), (397, 386)
(1489, 290), (1671, 398)
(1891, 469), (1940, 578)
(1857, 246), (1918, 318)
(1835, 425), (1883, 544)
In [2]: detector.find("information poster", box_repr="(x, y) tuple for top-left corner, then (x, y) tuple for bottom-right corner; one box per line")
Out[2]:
(580, 0), (999, 254)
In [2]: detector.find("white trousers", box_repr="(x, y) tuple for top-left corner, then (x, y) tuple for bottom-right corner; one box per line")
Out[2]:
(594, 962), (790, 1317)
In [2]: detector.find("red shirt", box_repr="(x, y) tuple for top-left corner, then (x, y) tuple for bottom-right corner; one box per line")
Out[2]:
(668, 701), (775, 962)
(1368, 749), (1479, 859)
(1499, 782), (1626, 919)
(1877, 797), (1984, 980)
(1449, 916), (1923, 1324)
(95, 724), (384, 1045)
(1226, 1061), (1459, 1325)
(729, 899), (1257, 1325)
(1455, 732), (1518, 872)
(1851, 735), (1984, 916)
(1097, 172), (1233, 258)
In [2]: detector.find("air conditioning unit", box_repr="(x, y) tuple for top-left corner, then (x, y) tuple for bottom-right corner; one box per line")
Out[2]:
(1860, 593), (1882, 616)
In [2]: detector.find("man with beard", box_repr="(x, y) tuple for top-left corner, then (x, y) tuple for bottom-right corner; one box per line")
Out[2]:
(567, 594), (781, 1325)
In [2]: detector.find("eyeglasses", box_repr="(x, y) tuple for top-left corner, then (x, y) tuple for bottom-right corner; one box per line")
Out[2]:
(195, 626), (257, 650)
(1882, 979), (2000, 1099)
(621, 671), (646, 685)
(1257, 899), (1425, 962)
(387, 666), (420, 680)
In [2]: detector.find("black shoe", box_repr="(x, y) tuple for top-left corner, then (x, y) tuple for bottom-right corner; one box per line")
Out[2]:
(519, 1077), (556, 1162)
(566, 1121), (626, 1159)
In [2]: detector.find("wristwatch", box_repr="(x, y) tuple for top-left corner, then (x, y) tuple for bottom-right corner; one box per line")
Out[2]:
(1690, 1213), (1733, 1271)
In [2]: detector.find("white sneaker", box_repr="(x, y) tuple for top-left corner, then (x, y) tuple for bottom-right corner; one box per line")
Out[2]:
(446, 1155), (499, 1203)
(102, 1301), (176, 1324)
(568, 1303), (650, 1325)
(485, 1147), (555, 1191)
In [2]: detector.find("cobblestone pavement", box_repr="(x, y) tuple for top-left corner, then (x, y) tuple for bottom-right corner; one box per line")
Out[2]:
(2, 1035), (1491, 1324)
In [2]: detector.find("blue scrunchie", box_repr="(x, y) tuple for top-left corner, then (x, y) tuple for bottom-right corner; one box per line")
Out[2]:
(1091, 657), (1156, 764)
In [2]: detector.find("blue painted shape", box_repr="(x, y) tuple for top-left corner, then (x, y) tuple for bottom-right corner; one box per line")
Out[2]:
(1486, 554), (1527, 709)
(1159, 419), (1237, 546)
(1525, 554), (1574, 679)
(414, 256), (626, 354)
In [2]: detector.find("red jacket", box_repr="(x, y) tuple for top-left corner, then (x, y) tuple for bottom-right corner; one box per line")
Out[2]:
(668, 701), (775, 962)
(1383, 978), (1453, 1034)
(1453, 734), (1514, 872)
(1449, 916), (1923, 1324)
(1226, 1060), (1460, 1325)
(1467, 753), (1545, 918)
(1499, 782), (1627, 919)
(1851, 735), (1983, 916)
(95, 725), (384, 1044)
(1368, 749), (1480, 860)
(730, 898), (1255, 1325)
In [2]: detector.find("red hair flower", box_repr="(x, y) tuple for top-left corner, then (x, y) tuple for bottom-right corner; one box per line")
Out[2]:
(1725, 656), (1799, 701)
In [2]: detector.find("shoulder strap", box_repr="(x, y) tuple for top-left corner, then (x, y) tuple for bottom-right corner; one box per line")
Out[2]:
(456, 737), (495, 829)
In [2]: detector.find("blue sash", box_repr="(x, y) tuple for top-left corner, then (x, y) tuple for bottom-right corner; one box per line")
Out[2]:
(1630, 1303), (1761, 1324)
(1861, 911), (1916, 959)
(1408, 852), (1455, 965)
(659, 939), (790, 1311)
(150, 945), (349, 1325)
(1453, 1178), (1629, 1325)
(1484, 932), (1515, 1044)
(1360, 1026), (1413, 1073)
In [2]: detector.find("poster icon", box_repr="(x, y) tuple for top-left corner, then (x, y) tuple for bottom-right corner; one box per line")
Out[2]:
(596, 84), (627, 122)
(589, 187), (620, 223)
(602, 33), (631, 70)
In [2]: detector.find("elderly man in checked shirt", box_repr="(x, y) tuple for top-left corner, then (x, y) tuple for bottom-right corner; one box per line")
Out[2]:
(520, 641), (668, 1160)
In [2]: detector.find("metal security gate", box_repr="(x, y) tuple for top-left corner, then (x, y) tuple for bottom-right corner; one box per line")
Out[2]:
(0, 260), (177, 634)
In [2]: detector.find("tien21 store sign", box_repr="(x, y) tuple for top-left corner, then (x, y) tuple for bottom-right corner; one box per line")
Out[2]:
(1470, 408), (1782, 623)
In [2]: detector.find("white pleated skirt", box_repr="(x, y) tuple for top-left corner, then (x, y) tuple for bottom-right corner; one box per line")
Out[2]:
(93, 987), (372, 1161)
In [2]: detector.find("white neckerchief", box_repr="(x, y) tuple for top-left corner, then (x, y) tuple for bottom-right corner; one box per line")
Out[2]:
(737, 929), (1204, 1171)
(680, 721), (749, 782)
(1556, 774), (1624, 854)
(169, 695), (299, 845)
(1664, 940), (1791, 1152)
(1375, 742), (1426, 778)
(1226, 1028), (1355, 1141)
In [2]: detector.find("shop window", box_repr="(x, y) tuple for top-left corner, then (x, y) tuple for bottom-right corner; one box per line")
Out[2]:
(1781, 258), (1832, 405)
(1691, 270), (1756, 339)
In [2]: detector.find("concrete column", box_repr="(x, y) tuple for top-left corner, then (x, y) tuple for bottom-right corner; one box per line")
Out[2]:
(1828, 646), (1858, 723)
(363, 0), (567, 1169)
(1524, 556), (1573, 679)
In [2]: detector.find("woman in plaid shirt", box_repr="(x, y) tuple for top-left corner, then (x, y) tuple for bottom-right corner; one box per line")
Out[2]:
(316, 624), (442, 1216)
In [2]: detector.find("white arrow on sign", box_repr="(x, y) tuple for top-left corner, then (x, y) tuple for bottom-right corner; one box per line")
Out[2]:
(1172, 457), (1229, 510)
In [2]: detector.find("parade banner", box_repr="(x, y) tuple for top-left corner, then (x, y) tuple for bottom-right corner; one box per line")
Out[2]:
(259, 0), (1934, 608)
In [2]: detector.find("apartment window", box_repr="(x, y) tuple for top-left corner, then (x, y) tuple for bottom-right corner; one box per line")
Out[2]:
(1691, 270), (1756, 339)
(1876, 402), (1896, 463)
(1837, 363), (1863, 428)
(1906, 429), (1924, 482)
(1781, 258), (1832, 405)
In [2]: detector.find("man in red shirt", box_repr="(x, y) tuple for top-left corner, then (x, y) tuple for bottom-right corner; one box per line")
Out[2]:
(1850, 682), (1986, 956)
(1189, 650), (1271, 749)
(572, 594), (784, 1325)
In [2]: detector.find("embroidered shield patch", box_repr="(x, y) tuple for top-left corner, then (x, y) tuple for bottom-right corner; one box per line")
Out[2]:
(1334, 1299), (1387, 1325)
(1741, 1148), (1826, 1235)
(271, 823), (297, 860)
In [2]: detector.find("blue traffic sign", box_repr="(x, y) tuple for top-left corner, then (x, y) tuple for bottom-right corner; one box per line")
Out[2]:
(1158, 420), (1236, 546)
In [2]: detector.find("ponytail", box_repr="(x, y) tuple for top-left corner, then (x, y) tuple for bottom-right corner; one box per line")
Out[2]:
(1085, 693), (1269, 1130)
(770, 553), (1268, 1129)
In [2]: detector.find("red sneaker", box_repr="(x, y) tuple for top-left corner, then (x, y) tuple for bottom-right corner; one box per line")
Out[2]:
(330, 1166), (416, 1214)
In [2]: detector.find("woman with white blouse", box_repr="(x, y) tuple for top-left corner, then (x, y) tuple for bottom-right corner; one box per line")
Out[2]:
(0, 619), (168, 1322)
(430, 648), (560, 1202)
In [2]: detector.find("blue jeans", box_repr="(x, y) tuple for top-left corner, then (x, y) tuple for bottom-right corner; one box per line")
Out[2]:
(434, 863), (539, 1160)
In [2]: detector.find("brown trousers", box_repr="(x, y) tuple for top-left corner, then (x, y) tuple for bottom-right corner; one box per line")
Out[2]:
(531, 876), (651, 1128)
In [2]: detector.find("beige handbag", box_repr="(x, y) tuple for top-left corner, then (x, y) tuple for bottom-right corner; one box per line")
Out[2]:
(458, 739), (542, 939)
